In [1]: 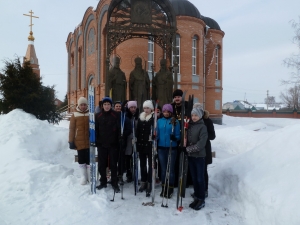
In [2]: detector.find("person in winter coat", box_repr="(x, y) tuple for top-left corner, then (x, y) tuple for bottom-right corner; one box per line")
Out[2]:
(193, 103), (216, 198)
(157, 104), (180, 198)
(69, 97), (90, 185)
(136, 100), (154, 197)
(124, 100), (139, 182)
(95, 97), (122, 193)
(116, 102), (132, 182)
(182, 105), (208, 211)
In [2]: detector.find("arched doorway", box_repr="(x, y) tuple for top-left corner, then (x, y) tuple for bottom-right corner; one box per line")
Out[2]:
(105, 0), (177, 96)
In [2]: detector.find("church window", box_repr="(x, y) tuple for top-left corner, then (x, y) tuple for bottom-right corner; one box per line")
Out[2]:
(215, 45), (220, 80)
(88, 28), (95, 55)
(148, 38), (154, 80)
(172, 34), (180, 74)
(78, 47), (82, 89)
(192, 35), (198, 76)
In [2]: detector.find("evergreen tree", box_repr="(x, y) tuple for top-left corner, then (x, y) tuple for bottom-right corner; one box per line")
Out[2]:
(0, 57), (62, 123)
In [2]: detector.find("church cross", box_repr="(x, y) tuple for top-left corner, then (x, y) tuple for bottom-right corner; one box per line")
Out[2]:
(23, 10), (39, 41)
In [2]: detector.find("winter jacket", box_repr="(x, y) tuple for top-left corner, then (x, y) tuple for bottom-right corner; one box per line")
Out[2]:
(157, 117), (180, 148)
(69, 106), (89, 150)
(95, 109), (120, 148)
(136, 112), (154, 154)
(125, 108), (139, 155)
(203, 110), (216, 164)
(186, 119), (208, 158)
(171, 101), (189, 122)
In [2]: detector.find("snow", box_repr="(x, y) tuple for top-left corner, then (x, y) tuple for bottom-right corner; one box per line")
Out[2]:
(1, 109), (300, 225)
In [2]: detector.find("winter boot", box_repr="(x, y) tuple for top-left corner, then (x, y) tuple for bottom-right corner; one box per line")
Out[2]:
(193, 199), (205, 211)
(86, 165), (91, 183)
(165, 186), (174, 199)
(160, 184), (165, 197)
(96, 183), (107, 190)
(139, 182), (147, 192)
(79, 164), (88, 185)
(146, 182), (152, 197)
(189, 199), (199, 209)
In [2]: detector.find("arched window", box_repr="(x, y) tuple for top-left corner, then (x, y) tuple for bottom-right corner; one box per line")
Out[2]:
(172, 33), (180, 74)
(192, 35), (198, 76)
(148, 37), (154, 79)
(78, 47), (82, 89)
(215, 45), (220, 80)
(88, 28), (95, 55)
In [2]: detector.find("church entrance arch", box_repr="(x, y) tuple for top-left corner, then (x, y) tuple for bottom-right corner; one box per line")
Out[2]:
(105, 0), (177, 96)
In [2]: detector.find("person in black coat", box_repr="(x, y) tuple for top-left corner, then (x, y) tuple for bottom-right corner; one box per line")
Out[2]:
(201, 107), (216, 197)
(136, 100), (154, 197)
(95, 97), (122, 192)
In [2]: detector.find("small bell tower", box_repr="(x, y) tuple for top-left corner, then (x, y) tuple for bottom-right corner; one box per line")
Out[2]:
(23, 10), (40, 78)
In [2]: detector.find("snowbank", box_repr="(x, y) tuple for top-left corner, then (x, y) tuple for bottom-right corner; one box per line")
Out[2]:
(1, 110), (300, 225)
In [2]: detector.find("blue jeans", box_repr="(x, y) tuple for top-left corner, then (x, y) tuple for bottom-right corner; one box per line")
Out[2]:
(158, 147), (177, 186)
(188, 157), (206, 200)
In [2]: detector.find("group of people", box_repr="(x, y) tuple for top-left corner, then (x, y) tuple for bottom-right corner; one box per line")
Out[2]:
(68, 89), (215, 211)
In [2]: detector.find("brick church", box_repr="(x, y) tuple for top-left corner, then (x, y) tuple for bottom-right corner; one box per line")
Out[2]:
(66, 0), (224, 124)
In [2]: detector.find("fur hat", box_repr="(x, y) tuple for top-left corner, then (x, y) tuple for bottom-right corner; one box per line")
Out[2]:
(102, 97), (113, 105)
(143, 100), (154, 110)
(172, 89), (183, 98)
(78, 97), (88, 105)
(127, 101), (137, 108)
(162, 104), (173, 113)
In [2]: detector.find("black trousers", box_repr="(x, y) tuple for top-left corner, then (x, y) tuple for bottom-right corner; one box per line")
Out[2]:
(204, 162), (208, 191)
(77, 149), (90, 165)
(139, 152), (152, 183)
(97, 146), (118, 185)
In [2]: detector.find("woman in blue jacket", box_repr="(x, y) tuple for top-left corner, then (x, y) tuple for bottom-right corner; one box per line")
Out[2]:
(157, 104), (180, 198)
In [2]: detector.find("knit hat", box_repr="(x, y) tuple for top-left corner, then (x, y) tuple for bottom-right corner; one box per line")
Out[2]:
(162, 104), (173, 113)
(172, 89), (183, 98)
(191, 105), (203, 118)
(127, 101), (137, 108)
(78, 97), (88, 105)
(102, 96), (113, 105)
(143, 100), (154, 110)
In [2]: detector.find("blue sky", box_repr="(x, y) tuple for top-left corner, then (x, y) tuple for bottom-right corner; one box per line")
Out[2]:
(0, 0), (299, 103)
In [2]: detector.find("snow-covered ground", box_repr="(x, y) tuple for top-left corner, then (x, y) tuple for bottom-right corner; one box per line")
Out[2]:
(1, 109), (299, 225)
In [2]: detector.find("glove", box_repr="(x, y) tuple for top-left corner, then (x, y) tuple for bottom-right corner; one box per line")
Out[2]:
(180, 147), (187, 154)
(170, 134), (177, 141)
(69, 142), (76, 149)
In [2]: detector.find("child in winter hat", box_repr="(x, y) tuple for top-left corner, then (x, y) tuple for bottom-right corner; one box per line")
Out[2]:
(127, 101), (137, 108)
(143, 100), (154, 110)
(191, 103), (204, 119)
(102, 96), (113, 105)
(78, 97), (88, 105)
(162, 104), (173, 114)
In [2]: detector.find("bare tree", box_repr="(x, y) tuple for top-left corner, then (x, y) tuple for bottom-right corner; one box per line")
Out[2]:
(264, 96), (276, 107)
(282, 17), (300, 84)
(280, 85), (300, 108)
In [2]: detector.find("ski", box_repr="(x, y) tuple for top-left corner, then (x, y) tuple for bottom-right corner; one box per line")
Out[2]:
(88, 85), (96, 194)
(119, 111), (126, 200)
(176, 90), (187, 210)
(132, 119), (139, 196)
(151, 100), (158, 203)
(143, 100), (158, 205)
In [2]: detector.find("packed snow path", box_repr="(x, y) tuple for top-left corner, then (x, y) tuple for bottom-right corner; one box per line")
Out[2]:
(1, 109), (299, 225)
